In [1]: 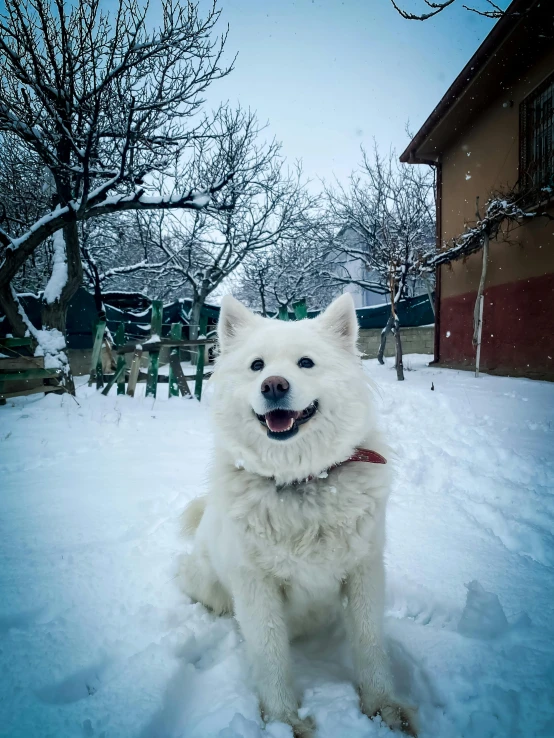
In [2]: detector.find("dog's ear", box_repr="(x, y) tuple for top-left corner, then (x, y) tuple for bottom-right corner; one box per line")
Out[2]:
(317, 293), (358, 352)
(218, 295), (257, 353)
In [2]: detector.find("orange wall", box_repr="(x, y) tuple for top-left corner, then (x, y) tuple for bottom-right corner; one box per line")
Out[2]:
(440, 47), (554, 301)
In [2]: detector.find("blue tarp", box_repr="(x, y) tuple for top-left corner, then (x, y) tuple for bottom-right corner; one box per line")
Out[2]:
(355, 293), (435, 329)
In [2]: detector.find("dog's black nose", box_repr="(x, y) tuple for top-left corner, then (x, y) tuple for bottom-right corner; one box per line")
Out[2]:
(261, 375), (290, 401)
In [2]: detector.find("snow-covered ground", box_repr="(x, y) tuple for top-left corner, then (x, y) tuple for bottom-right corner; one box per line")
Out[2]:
(1, 356), (553, 738)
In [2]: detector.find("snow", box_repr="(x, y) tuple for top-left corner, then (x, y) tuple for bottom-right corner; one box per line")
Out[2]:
(1, 356), (553, 738)
(11, 286), (68, 371)
(33, 328), (68, 370)
(87, 188), (213, 213)
(42, 231), (68, 305)
(192, 193), (211, 208)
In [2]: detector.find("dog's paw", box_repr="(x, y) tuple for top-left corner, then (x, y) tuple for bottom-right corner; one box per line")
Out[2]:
(289, 714), (316, 738)
(361, 694), (418, 736)
(263, 711), (315, 738)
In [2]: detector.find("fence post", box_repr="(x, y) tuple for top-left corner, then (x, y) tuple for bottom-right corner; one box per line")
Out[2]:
(88, 318), (106, 387)
(194, 311), (208, 401)
(115, 322), (126, 395)
(146, 300), (163, 398)
(473, 232), (489, 378)
(278, 305), (289, 321)
(293, 298), (307, 320)
(101, 361), (127, 397)
(126, 347), (143, 397)
(168, 322), (182, 398)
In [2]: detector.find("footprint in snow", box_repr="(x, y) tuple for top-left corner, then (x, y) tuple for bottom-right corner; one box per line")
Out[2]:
(36, 658), (111, 705)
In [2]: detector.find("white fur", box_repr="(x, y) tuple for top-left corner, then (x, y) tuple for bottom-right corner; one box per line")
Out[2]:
(180, 294), (417, 737)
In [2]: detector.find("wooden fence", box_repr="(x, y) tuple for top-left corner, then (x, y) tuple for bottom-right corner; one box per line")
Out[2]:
(0, 337), (62, 405)
(90, 301), (216, 401)
(0, 297), (309, 405)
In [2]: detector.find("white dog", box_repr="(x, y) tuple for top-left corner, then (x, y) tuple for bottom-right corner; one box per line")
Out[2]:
(180, 294), (417, 737)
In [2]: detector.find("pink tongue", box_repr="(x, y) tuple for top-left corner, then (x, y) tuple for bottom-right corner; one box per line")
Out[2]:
(266, 410), (296, 432)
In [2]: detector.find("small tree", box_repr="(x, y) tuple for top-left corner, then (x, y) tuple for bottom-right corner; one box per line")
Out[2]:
(236, 237), (339, 316)
(326, 146), (435, 379)
(79, 211), (173, 311)
(78, 108), (319, 336)
(152, 109), (319, 336)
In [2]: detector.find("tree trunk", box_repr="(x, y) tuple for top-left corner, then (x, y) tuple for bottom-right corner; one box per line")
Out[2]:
(83, 247), (104, 314)
(392, 317), (404, 381)
(188, 297), (204, 366)
(40, 222), (83, 394)
(390, 261), (406, 381)
(377, 314), (394, 364)
(41, 222), (82, 331)
(473, 232), (490, 378)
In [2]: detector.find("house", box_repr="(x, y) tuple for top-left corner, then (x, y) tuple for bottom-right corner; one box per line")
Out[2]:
(336, 228), (384, 308)
(401, 0), (554, 380)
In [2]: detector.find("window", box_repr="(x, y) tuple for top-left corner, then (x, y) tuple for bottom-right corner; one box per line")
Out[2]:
(520, 71), (554, 191)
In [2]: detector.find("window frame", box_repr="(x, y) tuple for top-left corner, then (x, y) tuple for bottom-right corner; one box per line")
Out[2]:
(519, 69), (554, 193)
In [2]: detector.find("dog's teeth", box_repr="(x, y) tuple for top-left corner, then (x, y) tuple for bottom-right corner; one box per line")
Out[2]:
(276, 419), (294, 432)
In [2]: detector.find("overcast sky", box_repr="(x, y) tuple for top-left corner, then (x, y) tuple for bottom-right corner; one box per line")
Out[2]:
(200, 0), (507, 186)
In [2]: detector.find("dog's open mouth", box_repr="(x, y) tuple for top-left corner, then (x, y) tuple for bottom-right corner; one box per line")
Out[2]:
(255, 401), (318, 440)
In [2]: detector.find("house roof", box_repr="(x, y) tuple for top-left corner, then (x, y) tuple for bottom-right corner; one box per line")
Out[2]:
(400, 0), (547, 164)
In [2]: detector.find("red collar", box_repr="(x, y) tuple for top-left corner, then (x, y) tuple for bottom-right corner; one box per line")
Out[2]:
(293, 447), (387, 485)
(343, 448), (387, 465)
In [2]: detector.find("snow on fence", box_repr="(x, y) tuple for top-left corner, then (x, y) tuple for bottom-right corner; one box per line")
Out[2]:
(89, 301), (216, 401)
(0, 337), (63, 405)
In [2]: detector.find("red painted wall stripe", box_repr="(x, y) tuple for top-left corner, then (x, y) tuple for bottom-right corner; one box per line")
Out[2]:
(440, 272), (554, 378)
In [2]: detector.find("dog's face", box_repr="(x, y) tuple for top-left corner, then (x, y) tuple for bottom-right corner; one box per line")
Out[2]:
(210, 294), (374, 482)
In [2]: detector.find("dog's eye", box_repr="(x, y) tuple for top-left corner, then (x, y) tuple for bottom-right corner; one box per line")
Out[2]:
(250, 359), (264, 371)
(298, 357), (314, 369)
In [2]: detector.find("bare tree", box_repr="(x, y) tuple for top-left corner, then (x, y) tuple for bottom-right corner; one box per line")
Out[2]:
(79, 211), (174, 311)
(326, 146), (435, 380)
(390, 0), (506, 21)
(236, 237), (339, 316)
(0, 0), (235, 388)
(148, 109), (319, 337)
(78, 108), (319, 336)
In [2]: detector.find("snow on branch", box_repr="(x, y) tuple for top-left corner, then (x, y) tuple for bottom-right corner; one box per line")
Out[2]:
(0, 176), (234, 284)
(77, 108), (318, 319)
(419, 188), (553, 271)
(42, 230), (68, 304)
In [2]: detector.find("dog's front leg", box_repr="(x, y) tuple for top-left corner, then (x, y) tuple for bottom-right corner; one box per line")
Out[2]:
(232, 567), (314, 738)
(344, 557), (418, 736)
